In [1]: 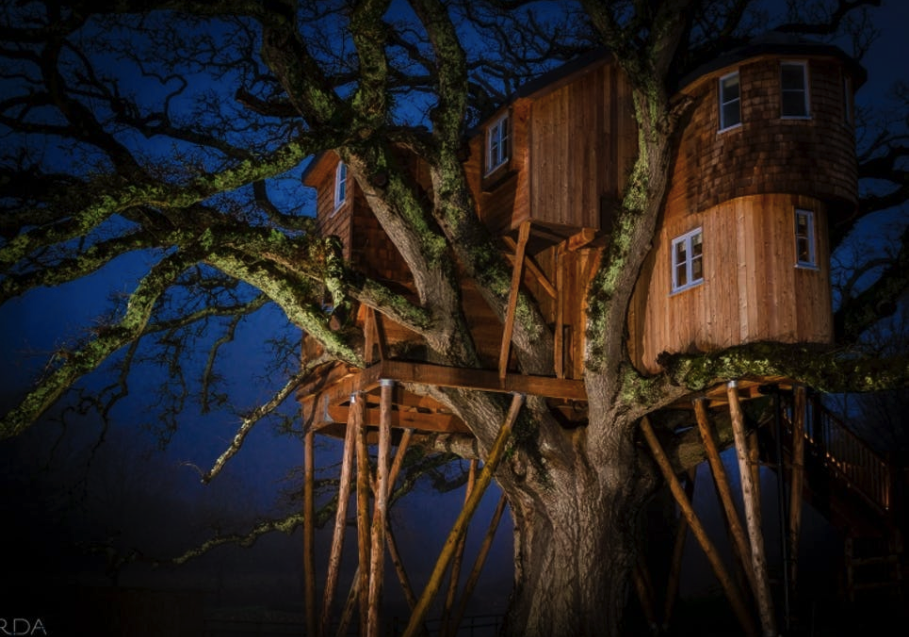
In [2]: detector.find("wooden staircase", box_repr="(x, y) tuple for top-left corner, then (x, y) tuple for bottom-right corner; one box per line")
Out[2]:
(773, 391), (907, 602)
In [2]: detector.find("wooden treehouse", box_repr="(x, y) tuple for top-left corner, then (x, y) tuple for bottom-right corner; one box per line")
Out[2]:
(295, 35), (906, 637)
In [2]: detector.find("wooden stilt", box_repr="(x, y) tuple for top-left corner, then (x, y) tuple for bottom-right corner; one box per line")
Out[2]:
(355, 394), (371, 637)
(367, 380), (393, 637)
(441, 460), (478, 637)
(633, 552), (659, 634)
(320, 403), (358, 637)
(663, 468), (696, 630)
(554, 244), (565, 379)
(728, 381), (776, 637)
(335, 566), (359, 637)
(304, 426), (316, 637)
(789, 385), (806, 590)
(402, 393), (525, 637)
(450, 493), (508, 635)
(640, 416), (757, 637)
(388, 428), (414, 496)
(694, 399), (758, 593)
(499, 221), (531, 381)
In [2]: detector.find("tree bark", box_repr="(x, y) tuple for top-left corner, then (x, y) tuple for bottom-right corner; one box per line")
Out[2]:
(501, 425), (652, 637)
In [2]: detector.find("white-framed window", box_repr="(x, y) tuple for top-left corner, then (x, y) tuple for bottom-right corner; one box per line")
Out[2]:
(671, 228), (704, 293)
(843, 76), (854, 126)
(781, 62), (810, 118)
(333, 161), (348, 212)
(795, 209), (817, 268)
(485, 112), (509, 175)
(718, 71), (741, 131)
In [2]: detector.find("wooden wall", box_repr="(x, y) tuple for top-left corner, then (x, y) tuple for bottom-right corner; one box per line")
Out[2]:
(628, 193), (833, 374)
(666, 55), (859, 220)
(529, 61), (636, 233)
(466, 58), (637, 239)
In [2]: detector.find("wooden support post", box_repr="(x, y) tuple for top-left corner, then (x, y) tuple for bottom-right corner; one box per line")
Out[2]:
(335, 566), (359, 637)
(402, 393), (525, 637)
(367, 380), (393, 637)
(728, 381), (777, 637)
(450, 493), (508, 635)
(499, 221), (531, 382)
(441, 460), (478, 637)
(663, 469), (696, 630)
(319, 404), (358, 637)
(633, 552), (659, 634)
(694, 399), (758, 593)
(554, 244), (565, 379)
(355, 394), (371, 637)
(373, 308), (388, 361)
(503, 235), (556, 297)
(640, 416), (757, 637)
(789, 385), (807, 590)
(304, 426), (316, 637)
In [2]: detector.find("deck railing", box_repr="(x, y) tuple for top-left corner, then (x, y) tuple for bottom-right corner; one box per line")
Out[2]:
(801, 396), (893, 514)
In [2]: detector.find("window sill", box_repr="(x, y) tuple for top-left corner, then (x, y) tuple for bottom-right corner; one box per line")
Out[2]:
(669, 280), (704, 296)
(482, 165), (516, 192)
(718, 122), (742, 134)
(795, 263), (819, 271)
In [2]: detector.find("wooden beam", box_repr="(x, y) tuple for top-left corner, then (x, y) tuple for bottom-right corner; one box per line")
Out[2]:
(640, 416), (757, 637)
(789, 385), (806, 589)
(633, 552), (659, 634)
(663, 469), (696, 631)
(441, 460), (477, 637)
(555, 245), (565, 379)
(503, 235), (557, 298)
(499, 220), (531, 381)
(372, 308), (388, 362)
(694, 399), (757, 594)
(402, 393), (525, 637)
(449, 493), (508, 635)
(319, 401), (358, 637)
(335, 565), (359, 637)
(326, 405), (469, 434)
(355, 394), (371, 637)
(728, 381), (777, 637)
(367, 381), (393, 637)
(567, 227), (597, 251)
(369, 360), (587, 401)
(304, 426), (316, 637)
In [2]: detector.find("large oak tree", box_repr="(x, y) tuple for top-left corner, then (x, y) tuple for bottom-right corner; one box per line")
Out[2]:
(2, 1), (907, 635)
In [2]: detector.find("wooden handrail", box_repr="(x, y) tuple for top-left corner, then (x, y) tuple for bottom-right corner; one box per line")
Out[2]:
(799, 396), (893, 514)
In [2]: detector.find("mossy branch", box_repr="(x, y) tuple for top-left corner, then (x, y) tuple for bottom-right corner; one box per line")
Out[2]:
(0, 250), (196, 439)
(658, 341), (909, 395)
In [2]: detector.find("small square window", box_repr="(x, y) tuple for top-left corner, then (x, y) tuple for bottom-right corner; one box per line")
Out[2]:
(486, 113), (509, 175)
(671, 228), (704, 293)
(781, 62), (810, 118)
(333, 161), (348, 212)
(795, 209), (816, 268)
(719, 71), (741, 131)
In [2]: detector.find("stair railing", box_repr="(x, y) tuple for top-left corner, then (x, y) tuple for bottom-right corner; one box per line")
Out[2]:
(802, 396), (893, 515)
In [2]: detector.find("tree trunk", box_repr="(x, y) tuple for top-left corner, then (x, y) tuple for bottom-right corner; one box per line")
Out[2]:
(501, 427), (651, 637)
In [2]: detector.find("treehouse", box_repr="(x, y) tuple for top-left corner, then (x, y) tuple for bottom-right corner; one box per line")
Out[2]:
(302, 36), (864, 388)
(296, 36), (907, 637)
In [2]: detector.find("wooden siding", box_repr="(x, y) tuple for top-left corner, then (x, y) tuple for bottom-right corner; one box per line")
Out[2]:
(467, 100), (532, 236)
(529, 61), (635, 233)
(628, 193), (833, 374)
(666, 55), (859, 220)
(467, 60), (636, 240)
